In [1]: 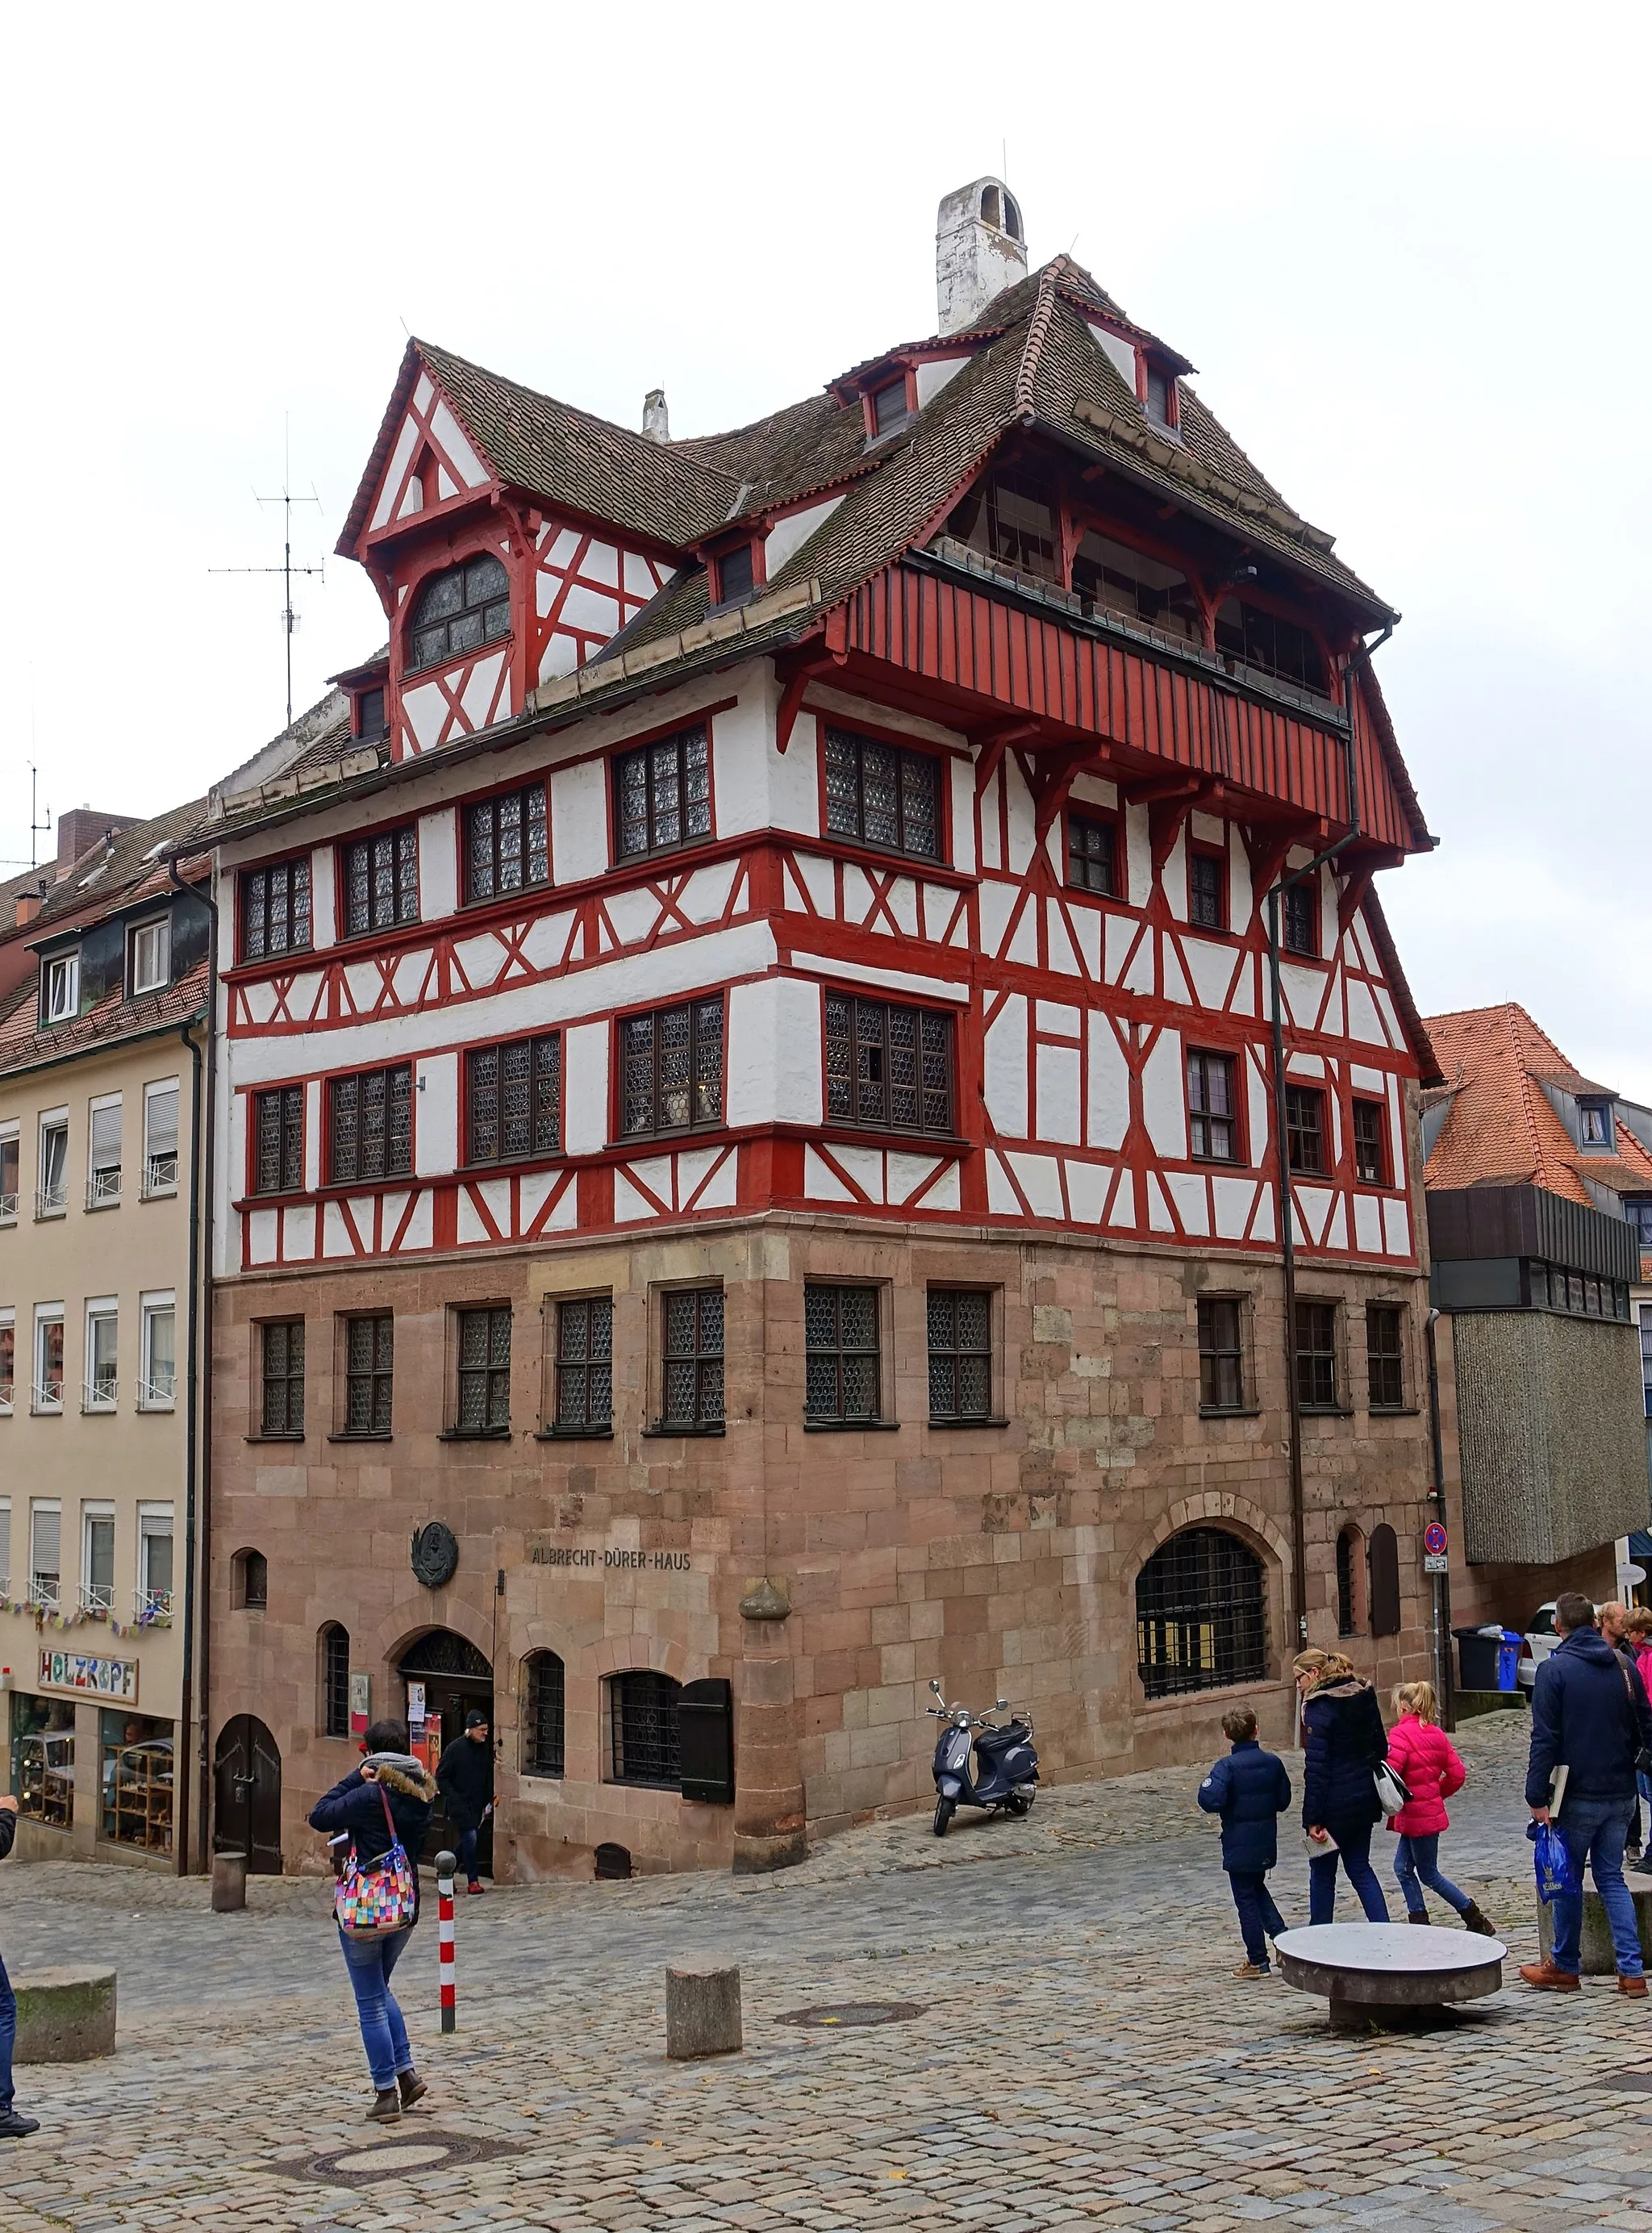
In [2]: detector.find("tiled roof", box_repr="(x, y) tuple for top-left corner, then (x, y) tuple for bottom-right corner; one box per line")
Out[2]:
(1421, 1003), (1652, 1206)
(0, 958), (208, 1076)
(0, 795), (213, 966)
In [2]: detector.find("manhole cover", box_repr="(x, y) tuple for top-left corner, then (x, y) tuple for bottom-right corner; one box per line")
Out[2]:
(774, 2001), (925, 2028)
(286, 2129), (522, 2187)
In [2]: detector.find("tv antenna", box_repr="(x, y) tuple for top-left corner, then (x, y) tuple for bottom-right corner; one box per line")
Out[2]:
(28, 762), (52, 870)
(210, 419), (323, 728)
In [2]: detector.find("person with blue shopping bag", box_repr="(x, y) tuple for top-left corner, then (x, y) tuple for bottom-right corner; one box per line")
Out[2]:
(1521, 1592), (1652, 1996)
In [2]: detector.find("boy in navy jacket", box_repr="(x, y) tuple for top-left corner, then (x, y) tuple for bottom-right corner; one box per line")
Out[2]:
(1198, 1706), (1293, 1976)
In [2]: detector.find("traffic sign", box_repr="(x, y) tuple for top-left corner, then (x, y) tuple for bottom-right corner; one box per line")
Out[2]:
(1423, 1521), (1448, 1558)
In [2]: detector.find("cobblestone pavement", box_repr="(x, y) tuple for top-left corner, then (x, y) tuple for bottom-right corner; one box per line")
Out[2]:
(6, 1705), (1651, 2233)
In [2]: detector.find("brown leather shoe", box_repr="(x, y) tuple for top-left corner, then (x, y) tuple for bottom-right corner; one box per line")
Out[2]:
(1618, 1972), (1648, 1997)
(1519, 1960), (1580, 1993)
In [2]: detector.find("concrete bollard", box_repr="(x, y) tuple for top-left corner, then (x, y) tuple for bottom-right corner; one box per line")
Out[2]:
(15, 1968), (116, 2063)
(211, 1851), (248, 1913)
(665, 1964), (742, 2060)
(1537, 1887), (1652, 1975)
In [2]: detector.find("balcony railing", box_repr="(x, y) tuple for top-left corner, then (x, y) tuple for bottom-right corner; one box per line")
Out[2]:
(86, 1168), (122, 1210)
(137, 1377), (176, 1409)
(30, 1576), (60, 1609)
(31, 1381), (63, 1413)
(133, 1588), (173, 1626)
(78, 1583), (115, 1617)
(0, 1192), (17, 1222)
(82, 1378), (118, 1413)
(34, 1185), (67, 1219)
(141, 1154), (178, 1199)
(0, 1384), (11, 1413)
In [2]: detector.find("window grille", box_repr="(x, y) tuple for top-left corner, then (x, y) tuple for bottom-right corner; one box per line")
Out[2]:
(1366, 1304), (1405, 1409)
(465, 783), (549, 904)
(555, 1297), (612, 1431)
(1352, 1100), (1387, 1185)
(261, 1321), (305, 1437)
(327, 1066), (412, 1186)
(138, 1509), (173, 1616)
(408, 554), (511, 671)
(1281, 881), (1316, 955)
(342, 824), (419, 937)
(1284, 1086), (1325, 1174)
(1187, 1052), (1237, 1162)
(466, 1036), (560, 1164)
(1189, 850), (1225, 929)
(1294, 1300), (1338, 1410)
(253, 1085), (303, 1195)
(1197, 1297), (1245, 1410)
(928, 1289), (991, 1420)
(620, 998), (724, 1137)
(824, 995), (952, 1135)
(323, 1624), (350, 1738)
(823, 728), (940, 859)
(660, 1289), (723, 1429)
(240, 857), (311, 961)
(615, 726), (711, 859)
(1136, 1528), (1266, 1699)
(524, 1653), (565, 1777)
(611, 1670), (682, 1788)
(1067, 814), (1116, 896)
(804, 1285), (880, 1422)
(344, 1314), (393, 1435)
(455, 1306), (511, 1434)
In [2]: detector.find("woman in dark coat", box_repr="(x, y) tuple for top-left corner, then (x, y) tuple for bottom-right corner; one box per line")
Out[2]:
(1294, 1649), (1391, 1925)
(309, 1716), (437, 2122)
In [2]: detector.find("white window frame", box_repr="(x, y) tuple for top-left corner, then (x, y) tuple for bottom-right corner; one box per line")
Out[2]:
(87, 1093), (122, 1210)
(36, 1110), (69, 1218)
(0, 1309), (12, 1413)
(139, 1291), (177, 1410)
(142, 1078), (181, 1199)
(29, 1499), (61, 1608)
(84, 1297), (119, 1411)
(137, 1502), (174, 1620)
(129, 917), (170, 996)
(81, 1500), (115, 1616)
(0, 1121), (18, 1222)
(33, 1304), (65, 1413)
(44, 953), (79, 1024)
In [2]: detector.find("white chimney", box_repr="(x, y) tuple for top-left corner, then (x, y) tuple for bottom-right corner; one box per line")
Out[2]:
(642, 388), (670, 444)
(936, 177), (1028, 336)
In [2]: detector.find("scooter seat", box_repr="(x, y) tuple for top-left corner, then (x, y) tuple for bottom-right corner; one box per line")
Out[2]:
(974, 1721), (1030, 1755)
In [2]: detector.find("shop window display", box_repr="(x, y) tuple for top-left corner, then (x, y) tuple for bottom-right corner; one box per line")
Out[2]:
(11, 1692), (75, 1828)
(100, 1710), (174, 1855)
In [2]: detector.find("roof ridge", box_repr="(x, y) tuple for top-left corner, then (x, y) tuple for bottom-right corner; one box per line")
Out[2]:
(1014, 267), (1060, 420)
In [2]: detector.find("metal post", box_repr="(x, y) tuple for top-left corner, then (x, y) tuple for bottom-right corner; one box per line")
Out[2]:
(436, 1849), (457, 2034)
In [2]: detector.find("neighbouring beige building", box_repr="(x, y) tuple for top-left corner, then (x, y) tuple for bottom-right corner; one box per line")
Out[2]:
(0, 803), (211, 1869)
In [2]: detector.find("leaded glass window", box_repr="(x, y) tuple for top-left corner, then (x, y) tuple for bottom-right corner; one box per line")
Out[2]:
(615, 726), (711, 859)
(344, 1314), (393, 1436)
(240, 856), (311, 962)
(253, 1085), (303, 1196)
(804, 1284), (880, 1422)
(1294, 1300), (1339, 1410)
(456, 1306), (511, 1434)
(327, 1066), (412, 1186)
(342, 824), (419, 937)
(660, 1288), (723, 1429)
(824, 995), (952, 1135)
(620, 998), (724, 1137)
(1282, 880), (1317, 955)
(1067, 815), (1116, 895)
(466, 1037), (561, 1165)
(823, 728), (941, 860)
(611, 1670), (681, 1788)
(926, 1289), (991, 1420)
(261, 1320), (305, 1437)
(408, 554), (511, 671)
(524, 1653), (565, 1777)
(555, 1297), (612, 1431)
(464, 783), (549, 904)
(1366, 1304), (1405, 1409)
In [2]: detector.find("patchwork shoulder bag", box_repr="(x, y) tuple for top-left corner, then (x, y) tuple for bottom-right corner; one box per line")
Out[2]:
(335, 1783), (418, 1939)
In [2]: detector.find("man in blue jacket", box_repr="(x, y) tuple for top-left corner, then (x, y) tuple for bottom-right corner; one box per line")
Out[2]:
(1522, 1591), (1652, 1994)
(1199, 1706), (1293, 1976)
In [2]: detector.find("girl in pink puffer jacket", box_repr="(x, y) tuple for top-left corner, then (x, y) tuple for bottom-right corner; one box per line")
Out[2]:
(1385, 1681), (1497, 1935)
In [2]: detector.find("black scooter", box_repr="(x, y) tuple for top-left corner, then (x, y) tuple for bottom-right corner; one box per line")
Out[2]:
(925, 1678), (1040, 1835)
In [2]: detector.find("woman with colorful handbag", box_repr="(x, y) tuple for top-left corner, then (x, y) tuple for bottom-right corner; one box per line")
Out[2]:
(309, 1718), (438, 2122)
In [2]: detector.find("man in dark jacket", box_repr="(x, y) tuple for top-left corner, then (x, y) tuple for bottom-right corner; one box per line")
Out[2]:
(0, 1793), (39, 2137)
(1199, 1706), (1293, 1976)
(1522, 1592), (1652, 1994)
(436, 1710), (494, 1893)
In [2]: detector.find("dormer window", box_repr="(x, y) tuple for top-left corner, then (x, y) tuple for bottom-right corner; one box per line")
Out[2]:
(1145, 367), (1174, 428)
(44, 953), (78, 1024)
(407, 554), (511, 673)
(356, 687), (386, 741)
(1579, 1098), (1615, 1149)
(714, 542), (754, 606)
(871, 380), (908, 436)
(129, 918), (170, 996)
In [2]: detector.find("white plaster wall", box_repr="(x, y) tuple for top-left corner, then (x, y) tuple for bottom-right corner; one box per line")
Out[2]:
(1141, 1030), (1187, 1158)
(563, 1022), (609, 1154)
(1087, 1016), (1130, 1150)
(552, 758), (608, 885)
(302, 1080), (322, 1192)
(311, 848), (336, 950)
(984, 995), (1028, 1137)
(419, 808), (458, 920)
(950, 756), (977, 875)
(415, 1052), (458, 1175)
(1124, 804), (1151, 908)
(1035, 1044), (1082, 1146)
(770, 712), (821, 839)
(711, 687), (774, 841)
(727, 976), (821, 1129)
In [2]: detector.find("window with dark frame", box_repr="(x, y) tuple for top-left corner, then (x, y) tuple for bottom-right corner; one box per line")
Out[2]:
(1284, 1086), (1325, 1174)
(357, 686), (386, 740)
(615, 726), (711, 860)
(610, 1670), (682, 1788)
(252, 1085), (303, 1196)
(408, 553), (511, 671)
(240, 857), (311, 962)
(824, 995), (953, 1136)
(1294, 1300), (1339, 1410)
(1145, 366), (1174, 427)
(464, 782), (549, 904)
(823, 728), (941, 860)
(239, 1549), (269, 1612)
(1351, 1100), (1387, 1185)
(1067, 814), (1116, 896)
(871, 379), (907, 434)
(260, 1320), (305, 1437)
(1187, 1052), (1237, 1162)
(343, 1314), (393, 1436)
(715, 544), (753, 603)
(1282, 881), (1317, 956)
(1366, 1304), (1405, 1409)
(804, 1285), (881, 1423)
(1625, 1200), (1652, 1250)
(466, 1036), (561, 1165)
(923, 1288), (990, 1421)
(1579, 1098), (1614, 1147)
(342, 824), (419, 938)
(1336, 1528), (1358, 1638)
(660, 1288), (724, 1430)
(322, 1624), (350, 1738)
(554, 1296), (612, 1432)
(524, 1652), (565, 1777)
(454, 1306), (511, 1434)
(1135, 1527), (1266, 1699)
(620, 997), (724, 1137)
(327, 1066), (413, 1186)
(1197, 1297), (1245, 1411)
(1188, 849), (1225, 930)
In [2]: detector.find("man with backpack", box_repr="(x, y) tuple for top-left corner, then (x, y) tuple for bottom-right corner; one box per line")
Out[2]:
(1521, 1592), (1652, 1995)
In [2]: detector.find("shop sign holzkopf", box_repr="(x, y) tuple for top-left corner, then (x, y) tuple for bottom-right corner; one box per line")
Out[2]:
(39, 1649), (137, 1701)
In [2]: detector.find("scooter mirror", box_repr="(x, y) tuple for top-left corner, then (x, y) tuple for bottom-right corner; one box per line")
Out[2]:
(929, 1679), (943, 1696)
(995, 1698), (1008, 1709)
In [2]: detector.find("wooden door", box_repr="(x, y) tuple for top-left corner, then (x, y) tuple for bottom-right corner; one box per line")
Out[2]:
(213, 1714), (283, 1874)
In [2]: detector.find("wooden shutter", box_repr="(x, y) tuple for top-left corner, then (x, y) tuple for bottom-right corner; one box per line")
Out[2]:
(1368, 1523), (1401, 1638)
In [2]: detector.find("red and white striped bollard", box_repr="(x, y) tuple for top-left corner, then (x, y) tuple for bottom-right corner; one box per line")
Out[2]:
(435, 1847), (457, 2033)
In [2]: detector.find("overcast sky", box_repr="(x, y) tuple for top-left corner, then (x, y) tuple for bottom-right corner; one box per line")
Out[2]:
(4, 5), (1647, 1091)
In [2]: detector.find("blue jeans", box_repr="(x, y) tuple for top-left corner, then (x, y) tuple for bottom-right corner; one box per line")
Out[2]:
(1228, 1871), (1287, 1967)
(1308, 1818), (1391, 1925)
(456, 1826), (480, 1885)
(1393, 1832), (1471, 1918)
(1550, 1797), (1642, 1977)
(337, 1925), (415, 2091)
(0, 1950), (14, 2111)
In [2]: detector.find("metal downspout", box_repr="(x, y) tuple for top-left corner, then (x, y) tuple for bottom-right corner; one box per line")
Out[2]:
(1425, 1308), (1456, 1731)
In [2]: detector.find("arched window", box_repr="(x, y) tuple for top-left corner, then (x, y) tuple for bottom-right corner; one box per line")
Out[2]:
(321, 1623), (350, 1738)
(1369, 1524), (1401, 1638)
(609, 1670), (681, 1788)
(232, 1549), (268, 1612)
(523, 1651), (565, 1779)
(407, 554), (511, 673)
(1135, 1527), (1266, 1698)
(1336, 1526), (1367, 1638)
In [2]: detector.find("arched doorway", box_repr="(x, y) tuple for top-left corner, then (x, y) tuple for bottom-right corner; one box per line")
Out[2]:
(213, 1715), (282, 1874)
(398, 1630), (494, 1874)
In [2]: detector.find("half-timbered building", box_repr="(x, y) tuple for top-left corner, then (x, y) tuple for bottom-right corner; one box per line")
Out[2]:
(197, 180), (1444, 1876)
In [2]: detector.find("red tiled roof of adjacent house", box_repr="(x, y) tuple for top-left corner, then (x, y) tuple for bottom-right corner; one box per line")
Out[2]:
(1420, 1003), (1652, 1208)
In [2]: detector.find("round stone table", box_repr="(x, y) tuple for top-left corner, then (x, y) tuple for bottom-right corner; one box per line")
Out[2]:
(1273, 1923), (1505, 2031)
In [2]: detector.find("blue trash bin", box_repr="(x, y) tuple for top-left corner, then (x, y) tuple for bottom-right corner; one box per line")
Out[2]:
(1496, 1630), (1522, 1691)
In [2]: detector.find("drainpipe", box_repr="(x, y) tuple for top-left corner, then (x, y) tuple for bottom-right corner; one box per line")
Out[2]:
(1425, 1308), (1456, 1731)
